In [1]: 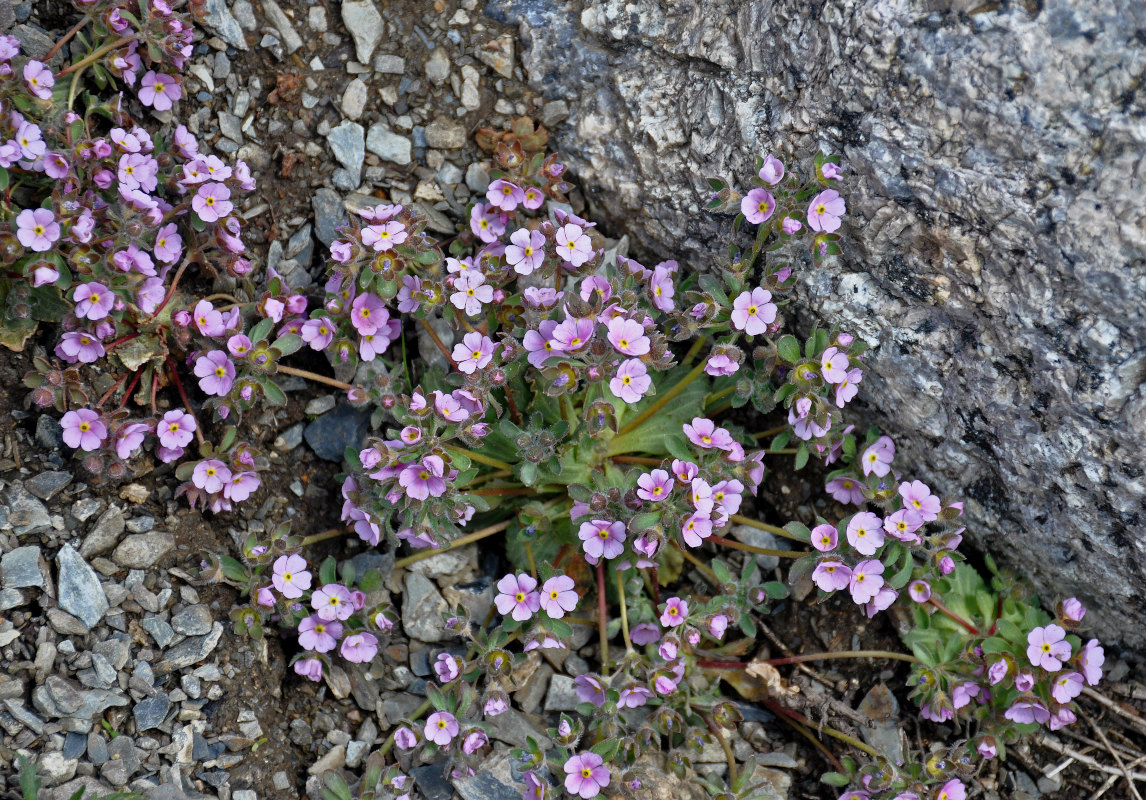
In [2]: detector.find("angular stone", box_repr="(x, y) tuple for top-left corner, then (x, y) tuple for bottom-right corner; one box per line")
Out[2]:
(38, 752), (78, 786)
(312, 188), (347, 246)
(342, 77), (369, 120)
(56, 545), (108, 629)
(171, 604), (212, 636)
(25, 470), (73, 500)
(5, 482), (51, 534)
(2, 545), (45, 588)
(367, 123), (412, 165)
(424, 47), (450, 86)
(401, 572), (448, 642)
(452, 749), (520, 800)
(542, 675), (578, 711)
(475, 33), (515, 79)
(155, 622), (223, 674)
(425, 118), (466, 149)
(142, 616), (175, 648)
(113, 532), (174, 569)
(133, 694), (171, 731)
(261, 0), (302, 54)
(199, 0), (248, 50)
(304, 403), (371, 462)
(327, 121), (365, 187)
(342, 0), (383, 64)
(374, 54), (405, 74)
(102, 735), (140, 786)
(80, 507), (125, 558)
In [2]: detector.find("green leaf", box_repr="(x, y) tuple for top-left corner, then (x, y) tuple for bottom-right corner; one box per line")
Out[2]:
(738, 614), (757, 637)
(220, 556), (247, 583)
(262, 380), (287, 406)
(776, 335), (801, 363)
(272, 333), (303, 356)
(359, 569), (382, 593)
(18, 755), (40, 800)
(711, 559), (733, 585)
(762, 581), (788, 600)
(249, 318), (274, 343)
(793, 443), (809, 470)
(0, 167), (8, 191)
(820, 772), (851, 788)
(980, 636), (1010, 654)
(590, 737), (621, 761)
(783, 521), (811, 542)
(319, 556), (337, 586)
(629, 510), (662, 533)
(321, 772), (353, 800)
(886, 549), (916, 590)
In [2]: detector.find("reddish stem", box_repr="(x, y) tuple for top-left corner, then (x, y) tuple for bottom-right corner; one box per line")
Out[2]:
(927, 597), (981, 635)
(758, 698), (845, 772)
(153, 253), (194, 318)
(469, 488), (538, 497)
(650, 566), (660, 607)
(166, 356), (205, 445)
(45, 16), (91, 61)
(117, 370), (143, 409)
(104, 332), (140, 351)
(95, 372), (128, 408)
(597, 559), (609, 676)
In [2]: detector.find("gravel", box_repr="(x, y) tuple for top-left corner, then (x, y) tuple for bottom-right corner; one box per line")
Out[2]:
(341, 0), (383, 64)
(79, 506), (124, 557)
(112, 531), (174, 568)
(326, 120), (365, 187)
(1, 545), (45, 588)
(24, 470), (73, 500)
(261, 0), (303, 54)
(366, 123), (413, 165)
(56, 545), (108, 629)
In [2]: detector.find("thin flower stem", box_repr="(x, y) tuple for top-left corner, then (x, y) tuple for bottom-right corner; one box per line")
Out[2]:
(702, 713), (737, 784)
(681, 336), (708, 367)
(927, 596), (982, 635)
(67, 64), (85, 110)
(525, 541), (537, 580)
(55, 35), (134, 78)
(378, 698), (433, 757)
(419, 318), (459, 368)
(696, 650), (918, 669)
(763, 700), (844, 771)
(617, 359), (708, 437)
(104, 333), (140, 351)
(752, 424), (788, 439)
(469, 487), (538, 497)
(707, 400), (733, 417)
(153, 251), (195, 318)
(275, 364), (353, 392)
(299, 528), (345, 547)
(445, 445), (514, 472)
(46, 16), (91, 61)
(461, 468), (512, 488)
(616, 568), (632, 654)
(117, 369), (143, 410)
(597, 559), (610, 676)
(708, 535), (808, 559)
(165, 356), (205, 446)
(610, 455), (663, 466)
(761, 698), (879, 760)
(704, 384), (737, 406)
(671, 540), (721, 586)
(202, 293), (240, 305)
(393, 520), (511, 569)
(728, 515), (806, 543)
(95, 372), (128, 408)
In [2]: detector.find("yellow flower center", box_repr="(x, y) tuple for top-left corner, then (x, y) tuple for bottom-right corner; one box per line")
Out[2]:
(598, 528), (610, 539)
(816, 204), (827, 214)
(515, 592), (525, 602)
(79, 422), (90, 432)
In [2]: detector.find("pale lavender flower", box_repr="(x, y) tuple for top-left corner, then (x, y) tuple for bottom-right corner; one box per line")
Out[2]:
(158, 410), (196, 448)
(23, 60), (54, 100)
(298, 615), (340, 652)
(574, 674), (606, 706)
(194, 351), (235, 396)
(898, 480), (941, 521)
(811, 524), (838, 552)
(609, 358), (651, 404)
(578, 519), (626, 561)
(758, 154), (785, 184)
(636, 469), (674, 502)
(16, 208), (60, 251)
(223, 471), (260, 502)
(807, 189), (845, 233)
(434, 653), (461, 682)
(340, 632), (379, 663)
(55, 331), (105, 364)
(398, 456), (448, 500)
(138, 70), (181, 111)
(849, 559), (885, 604)
(539, 575), (578, 618)
(495, 573), (541, 621)
(826, 476), (864, 505)
(660, 597), (688, 627)
(192, 182), (232, 222)
(452, 331), (497, 374)
(564, 752), (609, 799)
(301, 317), (336, 350)
(393, 726), (418, 749)
(731, 287), (776, 336)
(424, 711), (459, 746)
(606, 317), (650, 356)
(450, 270), (494, 316)
(555, 223), (593, 266)
(812, 560), (852, 592)
(293, 658), (323, 681)
(114, 422), (149, 459)
(61, 409), (107, 451)
(312, 583), (355, 621)
(1052, 671), (1084, 704)
(505, 228), (546, 274)
(192, 459), (231, 493)
(741, 188), (776, 225)
(846, 511), (885, 556)
(486, 179), (525, 211)
(1027, 624), (1071, 671)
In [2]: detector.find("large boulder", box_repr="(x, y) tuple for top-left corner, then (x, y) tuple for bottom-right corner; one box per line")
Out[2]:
(486, 0), (1146, 645)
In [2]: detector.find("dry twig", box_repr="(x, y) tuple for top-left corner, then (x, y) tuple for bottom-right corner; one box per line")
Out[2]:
(1081, 708), (1145, 800)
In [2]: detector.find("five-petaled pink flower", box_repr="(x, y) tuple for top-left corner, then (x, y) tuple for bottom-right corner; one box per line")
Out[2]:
(486, 179), (525, 211)
(555, 223), (593, 266)
(73, 282), (115, 321)
(846, 511), (885, 556)
(297, 615), (340, 652)
(495, 573), (541, 621)
(660, 597), (688, 627)
(398, 455), (448, 500)
(434, 653), (461, 682)
(158, 410), (196, 449)
(272, 554), (312, 599)
(811, 523), (838, 552)
(609, 358), (651, 404)
(1051, 671), (1084, 704)
(539, 575), (578, 618)
(578, 519), (626, 561)
(1027, 624), (1071, 671)
(849, 559), (885, 604)
(224, 471), (261, 502)
(192, 459), (231, 493)
(194, 351), (235, 396)
(860, 436), (895, 477)
(312, 583), (355, 621)
(606, 317), (650, 356)
(424, 711), (459, 746)
(807, 189), (845, 233)
(340, 631), (379, 663)
(741, 188), (776, 225)
(55, 331), (104, 364)
(820, 347), (849, 383)
(683, 417), (733, 450)
(138, 70), (182, 111)
(192, 182), (232, 222)
(450, 270), (493, 316)
(564, 752), (610, 799)
(452, 331), (497, 374)
(350, 292), (388, 335)
(505, 228), (546, 274)
(24, 60), (54, 100)
(731, 287), (777, 336)
(637, 469), (674, 502)
(812, 560), (852, 592)
(1079, 639), (1104, 685)
(362, 220), (408, 251)
(16, 208), (60, 252)
(758, 154), (785, 184)
(898, 479), (941, 521)
(61, 409), (107, 451)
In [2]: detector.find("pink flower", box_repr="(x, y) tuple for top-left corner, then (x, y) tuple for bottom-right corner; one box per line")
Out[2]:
(730, 287), (776, 336)
(192, 182), (232, 222)
(555, 223), (593, 266)
(1079, 639), (1104, 685)
(341, 631), (379, 663)
(660, 597), (688, 627)
(192, 459), (231, 493)
(849, 559), (885, 604)
(152, 222), (182, 264)
(301, 317), (336, 350)
(55, 331), (105, 364)
(434, 653), (460, 682)
(820, 347), (849, 384)
(255, 587), (276, 607)
(705, 353), (739, 376)
(452, 331), (497, 374)
(807, 189), (845, 233)
(883, 509), (923, 543)
(812, 560), (852, 592)
(821, 162), (843, 180)
(551, 317), (594, 352)
(114, 422), (149, 459)
(977, 739), (997, 759)
(846, 512), (885, 556)
(864, 587), (897, 618)
(138, 70), (182, 111)
(158, 410), (196, 449)
(631, 622), (660, 645)
(540, 575), (578, 618)
(484, 695), (508, 716)
(606, 317), (650, 356)
(1004, 700), (1050, 725)
(298, 615), (341, 652)
(469, 203), (506, 243)
(61, 409), (108, 451)
(637, 469), (674, 502)
(272, 554), (312, 599)
(1062, 597), (1086, 623)
(24, 60), (54, 100)
(223, 471), (260, 503)
(564, 752), (610, 799)
(680, 513), (713, 548)
(898, 480), (941, 522)
(362, 220), (408, 251)
(16, 208), (60, 252)
(73, 283), (115, 321)
(951, 682), (980, 710)
(394, 726), (418, 749)
(1051, 671), (1084, 704)
(192, 299), (225, 337)
(758, 155), (785, 184)
(522, 185), (545, 210)
(575, 674), (606, 706)
(861, 436), (895, 477)
(741, 188), (776, 225)
(811, 524), (838, 552)
(672, 459), (699, 483)
(350, 292), (388, 335)
(649, 265), (675, 312)
(15, 121), (46, 160)
(907, 579), (931, 603)
(578, 519), (626, 561)
(312, 583), (355, 621)
(450, 270), (494, 316)
(1026, 624), (1071, 671)
(462, 730), (488, 755)
(1048, 707), (1077, 731)
(194, 351), (235, 396)
(506, 228), (546, 274)
(495, 573), (541, 621)
(293, 658), (323, 681)
(683, 417), (734, 450)
(936, 779), (965, 800)
(398, 456), (448, 500)
(826, 477), (864, 505)
(424, 711), (459, 746)
(486, 179), (525, 211)
(609, 358), (651, 404)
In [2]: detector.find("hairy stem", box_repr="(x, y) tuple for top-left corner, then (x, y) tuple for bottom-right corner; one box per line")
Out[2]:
(696, 649), (919, 669)
(525, 541), (537, 580)
(394, 520), (511, 569)
(56, 35), (134, 78)
(703, 713), (737, 785)
(419, 318), (458, 368)
(616, 567), (632, 654)
(445, 445), (514, 471)
(117, 369), (143, 410)
(299, 528), (345, 547)
(672, 541), (721, 586)
(152, 251), (195, 318)
(681, 336), (708, 367)
(597, 559), (609, 676)
(704, 384), (737, 407)
(275, 364), (353, 392)
(469, 487), (539, 497)
(728, 515), (807, 543)
(610, 455), (663, 466)
(927, 596), (982, 635)
(617, 359), (708, 437)
(708, 535), (808, 559)
(752, 424), (788, 439)
(46, 16), (91, 61)
(165, 357), (205, 446)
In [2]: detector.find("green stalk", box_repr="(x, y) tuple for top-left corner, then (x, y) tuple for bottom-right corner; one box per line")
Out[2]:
(445, 445), (514, 472)
(708, 535), (808, 559)
(394, 520), (511, 568)
(615, 359), (708, 438)
(728, 515), (806, 543)
(616, 567), (632, 654)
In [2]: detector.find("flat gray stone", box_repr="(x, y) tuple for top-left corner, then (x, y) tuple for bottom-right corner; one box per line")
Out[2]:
(80, 507), (125, 558)
(155, 622), (224, 674)
(0, 587), (24, 610)
(142, 617), (175, 648)
(327, 121), (365, 186)
(342, 0), (383, 64)
(261, 0), (302, 54)
(312, 188), (347, 246)
(4, 699), (45, 733)
(200, 0), (248, 50)
(424, 47), (450, 85)
(401, 572), (448, 642)
(56, 545), (108, 629)
(425, 118), (466, 149)
(113, 532), (174, 568)
(25, 470), (73, 500)
(171, 604), (212, 636)
(342, 77), (369, 120)
(543, 674), (579, 711)
(133, 694), (171, 731)
(374, 54), (405, 74)
(367, 124), (412, 165)
(5, 482), (51, 534)
(452, 750), (519, 800)
(2, 545), (45, 588)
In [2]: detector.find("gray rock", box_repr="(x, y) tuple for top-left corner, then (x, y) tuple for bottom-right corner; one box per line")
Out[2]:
(155, 622), (223, 674)
(81, 506), (125, 558)
(56, 545), (108, 629)
(0, 587), (24, 610)
(71, 497), (101, 523)
(402, 572), (449, 642)
(51, 777), (114, 800)
(543, 675), (579, 711)
(342, 77), (369, 120)
(63, 731), (86, 760)
(424, 47), (450, 86)
(113, 532), (174, 569)
(231, 0), (257, 30)
(101, 735), (140, 786)
(312, 188), (347, 246)
(327, 120), (365, 187)
(374, 54), (406, 74)
(857, 683), (903, 765)
(133, 694), (171, 731)
(540, 99), (570, 128)
(453, 749), (520, 800)
(308, 743), (346, 775)
(305, 395), (337, 416)
(36, 414), (63, 448)
(46, 608), (89, 636)
(488, 0), (1146, 647)
(142, 617), (175, 648)
(26, 470), (73, 500)
(425, 118), (466, 149)
(87, 732), (109, 764)
(465, 163), (490, 193)
(38, 752), (78, 786)
(4, 699), (45, 733)
(171, 604), (213, 636)
(261, 0), (303, 54)
(201, 0), (248, 49)
(5, 482), (51, 534)
(367, 123), (413, 165)
(2, 545), (45, 588)
(728, 523), (786, 570)
(304, 403), (372, 462)
(342, 0), (383, 64)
